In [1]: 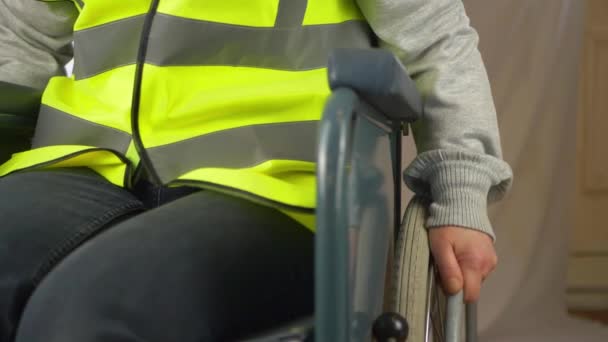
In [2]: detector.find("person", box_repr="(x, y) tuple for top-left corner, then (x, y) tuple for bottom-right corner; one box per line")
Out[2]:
(0, 0), (512, 341)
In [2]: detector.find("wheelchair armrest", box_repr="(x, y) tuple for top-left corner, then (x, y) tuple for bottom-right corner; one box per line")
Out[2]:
(328, 49), (421, 123)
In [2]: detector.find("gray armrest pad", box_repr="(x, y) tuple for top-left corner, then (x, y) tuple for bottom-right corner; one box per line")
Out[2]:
(328, 49), (421, 123)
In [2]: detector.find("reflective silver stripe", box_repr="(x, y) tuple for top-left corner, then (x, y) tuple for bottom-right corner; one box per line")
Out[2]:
(72, 14), (371, 79)
(73, 15), (145, 79)
(147, 14), (371, 70)
(32, 105), (132, 154)
(275, 0), (308, 27)
(147, 121), (319, 184)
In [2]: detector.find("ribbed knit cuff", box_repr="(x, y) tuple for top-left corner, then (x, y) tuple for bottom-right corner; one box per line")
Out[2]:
(425, 161), (495, 239)
(404, 150), (513, 241)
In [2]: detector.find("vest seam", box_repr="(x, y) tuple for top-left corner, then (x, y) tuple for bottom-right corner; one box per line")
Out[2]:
(170, 179), (316, 213)
(74, 62), (137, 80)
(74, 14), (148, 32)
(152, 12), (365, 28)
(1, 148), (132, 184)
(145, 119), (320, 150)
(37, 105), (132, 136)
(74, 62), (327, 80)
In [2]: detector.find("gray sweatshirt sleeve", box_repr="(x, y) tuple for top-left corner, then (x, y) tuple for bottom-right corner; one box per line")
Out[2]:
(0, 0), (77, 89)
(357, 0), (513, 240)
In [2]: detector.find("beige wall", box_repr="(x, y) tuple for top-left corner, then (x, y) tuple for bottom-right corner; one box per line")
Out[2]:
(568, 0), (608, 310)
(460, 1), (607, 340)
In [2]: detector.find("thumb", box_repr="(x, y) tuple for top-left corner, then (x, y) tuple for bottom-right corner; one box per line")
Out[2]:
(430, 237), (463, 295)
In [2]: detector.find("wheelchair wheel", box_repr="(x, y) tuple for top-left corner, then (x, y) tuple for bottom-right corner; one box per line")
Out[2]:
(391, 196), (456, 342)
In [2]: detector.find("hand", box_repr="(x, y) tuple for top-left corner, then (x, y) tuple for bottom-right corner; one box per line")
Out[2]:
(428, 226), (497, 302)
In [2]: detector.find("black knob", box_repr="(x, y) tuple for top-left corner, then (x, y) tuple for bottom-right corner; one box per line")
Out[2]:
(372, 312), (409, 342)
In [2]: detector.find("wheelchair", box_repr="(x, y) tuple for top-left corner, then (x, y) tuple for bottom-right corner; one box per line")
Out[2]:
(0, 49), (477, 342)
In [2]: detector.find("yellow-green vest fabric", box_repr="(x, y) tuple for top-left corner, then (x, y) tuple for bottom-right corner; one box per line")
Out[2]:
(0, 0), (373, 226)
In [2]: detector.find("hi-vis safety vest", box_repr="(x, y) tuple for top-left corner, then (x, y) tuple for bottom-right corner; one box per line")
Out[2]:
(0, 0), (373, 228)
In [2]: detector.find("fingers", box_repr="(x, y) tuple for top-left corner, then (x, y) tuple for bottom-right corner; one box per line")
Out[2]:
(430, 237), (463, 295)
(462, 265), (483, 302)
(457, 246), (497, 302)
(429, 226), (499, 303)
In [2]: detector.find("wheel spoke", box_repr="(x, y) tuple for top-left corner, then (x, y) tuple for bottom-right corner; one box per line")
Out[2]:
(424, 263), (434, 342)
(435, 270), (446, 341)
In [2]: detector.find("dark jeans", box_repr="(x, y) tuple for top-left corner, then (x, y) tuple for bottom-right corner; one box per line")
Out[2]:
(0, 168), (314, 342)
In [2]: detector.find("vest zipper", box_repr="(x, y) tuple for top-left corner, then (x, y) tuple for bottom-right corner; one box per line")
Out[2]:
(130, 0), (162, 184)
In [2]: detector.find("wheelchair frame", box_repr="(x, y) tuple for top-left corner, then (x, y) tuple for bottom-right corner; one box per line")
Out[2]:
(246, 49), (476, 342)
(314, 49), (476, 342)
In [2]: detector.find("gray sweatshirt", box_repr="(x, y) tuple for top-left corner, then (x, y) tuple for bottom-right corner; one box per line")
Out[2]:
(0, 0), (513, 239)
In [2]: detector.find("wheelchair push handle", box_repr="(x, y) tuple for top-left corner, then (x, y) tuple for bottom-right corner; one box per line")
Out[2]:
(327, 49), (422, 124)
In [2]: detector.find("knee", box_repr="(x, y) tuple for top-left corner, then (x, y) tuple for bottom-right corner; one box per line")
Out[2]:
(13, 267), (103, 342)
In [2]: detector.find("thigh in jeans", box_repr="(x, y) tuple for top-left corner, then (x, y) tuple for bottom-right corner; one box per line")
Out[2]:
(15, 190), (314, 342)
(0, 168), (144, 341)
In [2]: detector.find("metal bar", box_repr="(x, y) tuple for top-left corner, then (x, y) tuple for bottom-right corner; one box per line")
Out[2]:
(315, 88), (359, 342)
(466, 302), (478, 342)
(445, 291), (464, 342)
